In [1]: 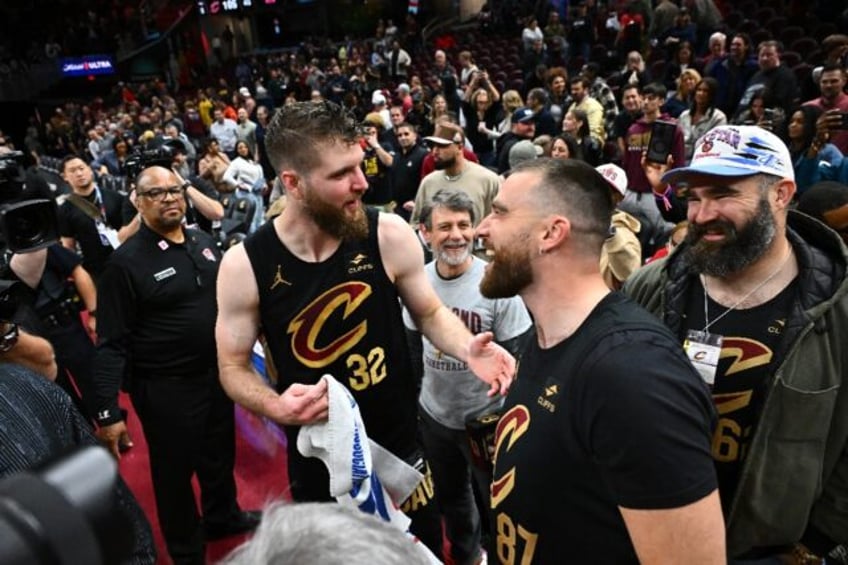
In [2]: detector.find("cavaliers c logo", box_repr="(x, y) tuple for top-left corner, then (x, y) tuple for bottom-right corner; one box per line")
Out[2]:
(491, 405), (530, 508)
(287, 282), (373, 368)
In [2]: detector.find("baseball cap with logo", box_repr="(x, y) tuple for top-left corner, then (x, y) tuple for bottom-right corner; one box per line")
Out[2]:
(662, 125), (794, 185)
(512, 107), (535, 124)
(424, 123), (464, 146)
(595, 163), (628, 197)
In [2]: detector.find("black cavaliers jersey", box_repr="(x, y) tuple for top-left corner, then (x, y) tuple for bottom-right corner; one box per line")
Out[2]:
(243, 208), (418, 499)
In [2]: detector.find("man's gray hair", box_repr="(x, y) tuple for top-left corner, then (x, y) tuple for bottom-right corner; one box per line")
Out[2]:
(419, 189), (476, 230)
(219, 502), (432, 565)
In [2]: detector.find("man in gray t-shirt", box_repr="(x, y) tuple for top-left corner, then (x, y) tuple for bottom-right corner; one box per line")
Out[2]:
(403, 190), (531, 565)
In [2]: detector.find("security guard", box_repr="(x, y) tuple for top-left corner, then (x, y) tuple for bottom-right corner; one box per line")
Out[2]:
(92, 166), (257, 565)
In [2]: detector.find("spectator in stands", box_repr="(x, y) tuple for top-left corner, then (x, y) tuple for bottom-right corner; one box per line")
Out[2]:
(223, 140), (266, 233)
(163, 123), (196, 172)
(235, 107), (258, 160)
(659, 8), (697, 57)
(803, 64), (848, 154)
(457, 50), (478, 92)
(550, 133), (582, 160)
(391, 122), (428, 222)
(546, 67), (571, 121)
(463, 75), (503, 168)
(544, 10), (567, 52)
(360, 117), (395, 211)
(620, 82), (683, 257)
(210, 108), (239, 159)
(93, 136), (129, 177)
(197, 138), (232, 194)
(702, 32), (727, 75)
(521, 16), (544, 52)
(87, 127), (105, 161)
(412, 122), (497, 229)
(568, 1), (596, 61)
(323, 63), (350, 105)
(496, 107), (536, 174)
(526, 87), (558, 137)
(737, 40), (799, 121)
(388, 40), (412, 83)
(621, 51), (651, 90)
(567, 76), (605, 142)
(733, 87), (786, 136)
(406, 90), (434, 137)
(708, 33), (758, 117)
(790, 107), (844, 193)
(522, 38), (549, 82)
(428, 94), (455, 130)
(664, 68), (702, 119)
(663, 41), (703, 93)
(612, 84), (644, 159)
(183, 102), (206, 144)
(678, 77), (728, 164)
(563, 108), (602, 166)
(580, 66), (614, 129)
(433, 49), (458, 84)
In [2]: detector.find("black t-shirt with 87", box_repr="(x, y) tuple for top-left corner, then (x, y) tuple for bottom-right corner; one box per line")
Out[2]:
(491, 292), (718, 564)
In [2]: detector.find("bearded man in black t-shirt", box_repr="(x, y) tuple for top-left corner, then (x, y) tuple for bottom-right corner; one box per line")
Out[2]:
(476, 158), (724, 564)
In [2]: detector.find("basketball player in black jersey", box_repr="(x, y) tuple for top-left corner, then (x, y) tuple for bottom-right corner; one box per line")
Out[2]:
(476, 158), (725, 563)
(214, 101), (515, 559)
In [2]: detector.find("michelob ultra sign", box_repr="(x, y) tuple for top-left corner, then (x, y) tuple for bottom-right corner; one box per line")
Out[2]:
(60, 55), (116, 77)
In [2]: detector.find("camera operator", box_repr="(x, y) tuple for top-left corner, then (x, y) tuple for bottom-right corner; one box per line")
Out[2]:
(58, 155), (125, 279)
(8, 244), (99, 424)
(93, 165), (257, 565)
(0, 362), (156, 564)
(118, 139), (224, 243)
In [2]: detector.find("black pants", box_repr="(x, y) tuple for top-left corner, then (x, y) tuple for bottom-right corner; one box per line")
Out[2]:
(48, 321), (96, 425)
(130, 373), (240, 565)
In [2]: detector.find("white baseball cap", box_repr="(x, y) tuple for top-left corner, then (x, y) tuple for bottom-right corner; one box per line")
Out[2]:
(595, 163), (628, 197)
(662, 125), (794, 184)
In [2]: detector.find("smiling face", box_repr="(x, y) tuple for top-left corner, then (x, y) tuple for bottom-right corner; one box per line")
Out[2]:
(423, 205), (474, 269)
(682, 174), (785, 276)
(286, 138), (370, 240)
(476, 171), (541, 298)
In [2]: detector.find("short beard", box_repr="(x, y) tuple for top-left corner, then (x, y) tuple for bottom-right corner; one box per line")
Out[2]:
(434, 243), (471, 267)
(683, 196), (776, 277)
(434, 154), (456, 170)
(303, 186), (369, 241)
(480, 234), (534, 298)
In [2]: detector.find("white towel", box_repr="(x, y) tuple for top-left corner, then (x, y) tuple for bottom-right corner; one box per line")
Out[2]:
(297, 376), (441, 564)
(297, 374), (421, 520)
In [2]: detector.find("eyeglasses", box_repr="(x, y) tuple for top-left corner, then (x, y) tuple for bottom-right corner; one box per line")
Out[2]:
(137, 185), (185, 201)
